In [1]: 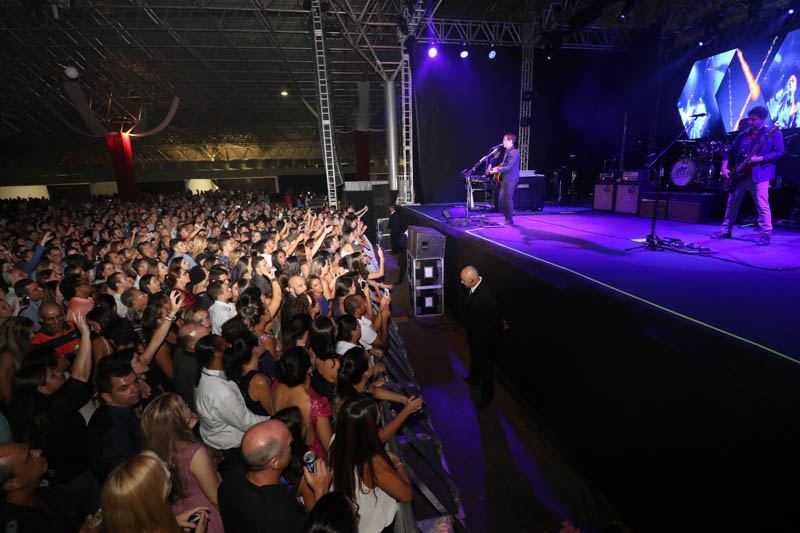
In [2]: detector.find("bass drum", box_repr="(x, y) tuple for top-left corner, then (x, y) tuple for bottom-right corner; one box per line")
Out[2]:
(670, 158), (697, 187)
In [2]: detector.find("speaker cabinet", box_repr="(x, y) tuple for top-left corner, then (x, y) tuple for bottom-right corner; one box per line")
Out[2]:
(614, 184), (643, 215)
(409, 286), (443, 316)
(639, 195), (668, 219)
(667, 192), (714, 223)
(593, 183), (615, 211)
(515, 175), (545, 211)
(407, 226), (446, 259)
(408, 256), (443, 287)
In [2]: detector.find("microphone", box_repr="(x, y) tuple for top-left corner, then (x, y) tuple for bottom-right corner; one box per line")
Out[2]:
(490, 144), (503, 150)
(690, 113), (707, 117)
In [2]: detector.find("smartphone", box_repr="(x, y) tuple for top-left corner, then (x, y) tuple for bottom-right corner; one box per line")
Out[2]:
(383, 288), (390, 297)
(360, 279), (367, 290)
(87, 509), (103, 528)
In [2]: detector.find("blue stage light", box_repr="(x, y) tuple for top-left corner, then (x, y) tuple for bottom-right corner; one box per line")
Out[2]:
(699, 41), (704, 46)
(790, 8), (795, 14)
(488, 50), (496, 59)
(460, 50), (469, 58)
(428, 47), (438, 58)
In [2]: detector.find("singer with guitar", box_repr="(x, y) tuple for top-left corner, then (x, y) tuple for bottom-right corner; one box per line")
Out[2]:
(487, 134), (520, 225)
(712, 106), (783, 246)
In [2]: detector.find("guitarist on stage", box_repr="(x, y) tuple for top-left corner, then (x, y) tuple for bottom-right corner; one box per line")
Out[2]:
(712, 106), (783, 246)
(487, 133), (520, 225)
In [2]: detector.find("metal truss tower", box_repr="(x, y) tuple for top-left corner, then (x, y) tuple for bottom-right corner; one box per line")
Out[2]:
(518, 0), (537, 171)
(310, 0), (344, 208)
(398, 53), (415, 204)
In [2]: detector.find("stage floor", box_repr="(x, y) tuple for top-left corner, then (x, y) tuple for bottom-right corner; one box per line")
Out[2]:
(407, 203), (800, 361)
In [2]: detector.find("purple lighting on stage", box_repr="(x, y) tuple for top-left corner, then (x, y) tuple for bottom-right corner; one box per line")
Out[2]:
(460, 50), (469, 58)
(428, 46), (438, 58)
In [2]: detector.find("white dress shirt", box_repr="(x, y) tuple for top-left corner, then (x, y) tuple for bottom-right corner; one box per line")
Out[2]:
(209, 300), (237, 335)
(357, 315), (377, 350)
(195, 368), (270, 450)
(335, 340), (359, 355)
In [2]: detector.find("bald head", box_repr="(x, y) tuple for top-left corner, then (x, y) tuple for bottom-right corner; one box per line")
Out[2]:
(242, 420), (291, 472)
(460, 266), (480, 289)
(287, 275), (307, 297)
(178, 322), (210, 352)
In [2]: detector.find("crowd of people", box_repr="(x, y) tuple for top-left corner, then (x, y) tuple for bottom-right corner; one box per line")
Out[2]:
(0, 190), (425, 533)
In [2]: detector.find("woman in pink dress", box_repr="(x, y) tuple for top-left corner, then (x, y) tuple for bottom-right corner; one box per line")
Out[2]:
(141, 392), (225, 533)
(270, 346), (333, 462)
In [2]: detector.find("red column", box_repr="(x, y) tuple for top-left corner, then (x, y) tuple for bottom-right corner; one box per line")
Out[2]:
(106, 133), (138, 201)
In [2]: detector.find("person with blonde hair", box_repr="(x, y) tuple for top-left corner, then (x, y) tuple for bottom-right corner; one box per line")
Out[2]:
(100, 452), (209, 533)
(140, 393), (224, 533)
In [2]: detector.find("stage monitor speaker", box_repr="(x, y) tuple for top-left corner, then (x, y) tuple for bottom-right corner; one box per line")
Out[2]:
(667, 192), (714, 223)
(407, 225), (445, 259)
(614, 184), (643, 215)
(515, 175), (545, 211)
(593, 183), (615, 211)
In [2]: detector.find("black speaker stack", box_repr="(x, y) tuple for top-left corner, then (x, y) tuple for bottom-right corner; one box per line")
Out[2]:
(406, 226), (445, 317)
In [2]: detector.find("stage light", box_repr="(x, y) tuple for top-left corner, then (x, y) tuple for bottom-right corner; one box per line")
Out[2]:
(428, 46), (438, 58)
(460, 49), (469, 58)
(547, 55), (552, 61)
(699, 41), (704, 46)
(280, 90), (288, 97)
(63, 66), (79, 80)
(488, 50), (496, 59)
(790, 8), (795, 14)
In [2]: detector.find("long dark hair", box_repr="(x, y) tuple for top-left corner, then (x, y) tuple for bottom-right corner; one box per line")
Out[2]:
(272, 406), (308, 493)
(329, 396), (394, 503)
(333, 347), (369, 420)
(8, 349), (60, 447)
(304, 492), (357, 533)
(274, 346), (312, 387)
(223, 332), (258, 385)
(309, 317), (337, 361)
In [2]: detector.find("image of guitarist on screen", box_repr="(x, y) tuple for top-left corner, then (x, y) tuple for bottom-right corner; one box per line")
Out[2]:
(487, 133), (520, 225)
(712, 106), (783, 246)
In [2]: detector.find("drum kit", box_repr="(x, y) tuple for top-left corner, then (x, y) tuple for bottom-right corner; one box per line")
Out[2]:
(669, 138), (729, 189)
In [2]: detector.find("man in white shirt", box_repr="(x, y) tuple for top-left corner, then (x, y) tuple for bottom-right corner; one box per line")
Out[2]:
(108, 272), (134, 318)
(208, 281), (237, 335)
(343, 294), (390, 351)
(334, 314), (361, 355)
(195, 356), (270, 472)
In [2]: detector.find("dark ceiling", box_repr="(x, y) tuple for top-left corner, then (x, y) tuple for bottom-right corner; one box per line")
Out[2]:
(0, 0), (793, 173)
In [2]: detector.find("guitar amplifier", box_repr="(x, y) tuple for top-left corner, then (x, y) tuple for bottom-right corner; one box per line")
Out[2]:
(515, 174), (545, 211)
(639, 193), (668, 219)
(598, 171), (619, 182)
(593, 182), (615, 211)
(614, 183), (644, 215)
(621, 169), (650, 183)
(667, 192), (714, 223)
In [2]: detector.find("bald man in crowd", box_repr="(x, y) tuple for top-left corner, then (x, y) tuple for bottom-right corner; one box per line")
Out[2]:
(459, 265), (503, 409)
(218, 420), (331, 533)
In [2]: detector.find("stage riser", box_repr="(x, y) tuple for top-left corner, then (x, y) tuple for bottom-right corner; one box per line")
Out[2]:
(401, 206), (800, 531)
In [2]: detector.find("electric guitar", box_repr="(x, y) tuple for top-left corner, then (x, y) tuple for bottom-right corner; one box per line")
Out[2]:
(723, 125), (780, 192)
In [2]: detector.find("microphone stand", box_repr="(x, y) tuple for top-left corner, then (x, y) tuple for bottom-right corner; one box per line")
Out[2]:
(626, 116), (699, 252)
(459, 146), (502, 226)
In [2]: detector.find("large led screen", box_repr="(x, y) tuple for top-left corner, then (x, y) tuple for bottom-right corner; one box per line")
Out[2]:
(761, 28), (800, 128)
(677, 50), (735, 139)
(715, 38), (780, 132)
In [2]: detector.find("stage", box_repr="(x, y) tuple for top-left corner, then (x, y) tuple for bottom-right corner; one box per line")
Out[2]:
(400, 202), (800, 530)
(406, 203), (800, 361)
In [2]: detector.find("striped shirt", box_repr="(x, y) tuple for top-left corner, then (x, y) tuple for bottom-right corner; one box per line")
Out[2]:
(32, 321), (81, 358)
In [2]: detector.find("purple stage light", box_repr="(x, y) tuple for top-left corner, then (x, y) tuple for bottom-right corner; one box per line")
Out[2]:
(699, 41), (704, 46)
(488, 50), (496, 59)
(428, 47), (438, 58)
(790, 8), (795, 14)
(460, 50), (469, 58)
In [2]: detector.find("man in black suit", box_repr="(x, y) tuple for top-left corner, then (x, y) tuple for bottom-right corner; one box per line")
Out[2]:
(387, 204), (408, 284)
(459, 265), (503, 408)
(489, 133), (521, 225)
